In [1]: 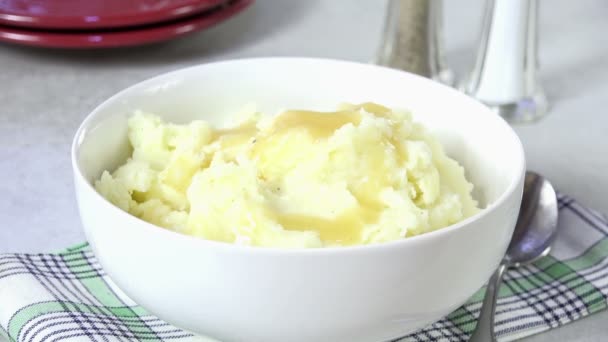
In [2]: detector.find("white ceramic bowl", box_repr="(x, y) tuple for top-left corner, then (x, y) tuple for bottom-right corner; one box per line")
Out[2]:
(72, 58), (525, 342)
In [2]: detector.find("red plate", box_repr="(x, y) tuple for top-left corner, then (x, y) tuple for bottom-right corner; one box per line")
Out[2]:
(0, 0), (227, 30)
(0, 0), (252, 48)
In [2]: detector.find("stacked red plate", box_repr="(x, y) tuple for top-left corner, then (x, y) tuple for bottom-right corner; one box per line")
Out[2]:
(0, 0), (253, 48)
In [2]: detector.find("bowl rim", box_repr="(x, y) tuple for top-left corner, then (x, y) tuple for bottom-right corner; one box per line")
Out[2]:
(71, 56), (526, 256)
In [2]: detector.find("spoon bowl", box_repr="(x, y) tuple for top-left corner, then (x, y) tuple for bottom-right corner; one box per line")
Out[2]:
(505, 172), (559, 266)
(469, 171), (559, 342)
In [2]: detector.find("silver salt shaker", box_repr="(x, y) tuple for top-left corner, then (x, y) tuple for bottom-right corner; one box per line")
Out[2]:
(462, 0), (547, 123)
(375, 0), (453, 85)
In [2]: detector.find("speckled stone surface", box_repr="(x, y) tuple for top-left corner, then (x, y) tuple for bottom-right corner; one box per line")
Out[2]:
(1, 0), (607, 340)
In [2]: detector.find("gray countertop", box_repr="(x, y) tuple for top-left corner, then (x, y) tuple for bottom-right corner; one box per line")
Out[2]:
(1, 0), (607, 341)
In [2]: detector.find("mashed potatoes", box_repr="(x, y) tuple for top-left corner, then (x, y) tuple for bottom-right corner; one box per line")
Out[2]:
(95, 103), (479, 248)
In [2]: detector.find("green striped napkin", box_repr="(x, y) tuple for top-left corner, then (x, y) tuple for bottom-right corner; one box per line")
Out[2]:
(1, 193), (607, 342)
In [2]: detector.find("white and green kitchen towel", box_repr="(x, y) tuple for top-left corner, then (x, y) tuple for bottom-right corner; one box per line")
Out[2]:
(1, 192), (607, 342)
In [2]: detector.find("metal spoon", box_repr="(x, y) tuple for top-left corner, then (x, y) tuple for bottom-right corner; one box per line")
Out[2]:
(469, 171), (559, 342)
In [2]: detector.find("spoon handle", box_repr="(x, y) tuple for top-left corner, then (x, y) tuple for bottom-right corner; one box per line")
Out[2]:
(469, 263), (508, 342)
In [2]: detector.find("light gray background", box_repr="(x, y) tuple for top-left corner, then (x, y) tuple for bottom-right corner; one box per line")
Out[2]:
(0, 0), (607, 341)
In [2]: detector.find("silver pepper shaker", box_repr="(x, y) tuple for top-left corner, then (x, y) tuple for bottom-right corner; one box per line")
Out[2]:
(375, 0), (453, 85)
(462, 0), (547, 123)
